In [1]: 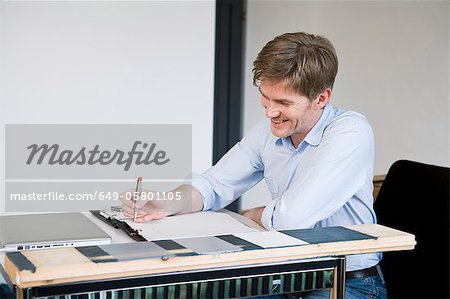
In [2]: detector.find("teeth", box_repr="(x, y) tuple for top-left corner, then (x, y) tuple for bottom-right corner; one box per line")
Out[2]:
(272, 120), (286, 124)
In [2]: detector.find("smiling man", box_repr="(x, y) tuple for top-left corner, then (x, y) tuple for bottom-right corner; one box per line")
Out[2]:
(121, 32), (386, 298)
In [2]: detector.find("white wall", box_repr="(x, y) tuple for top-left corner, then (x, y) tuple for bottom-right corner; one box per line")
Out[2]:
(241, 0), (449, 210)
(0, 1), (216, 212)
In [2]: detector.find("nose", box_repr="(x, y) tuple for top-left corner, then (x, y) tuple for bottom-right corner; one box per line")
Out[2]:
(265, 102), (281, 118)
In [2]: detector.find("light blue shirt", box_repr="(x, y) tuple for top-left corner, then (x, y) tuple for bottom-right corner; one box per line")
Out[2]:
(192, 102), (381, 271)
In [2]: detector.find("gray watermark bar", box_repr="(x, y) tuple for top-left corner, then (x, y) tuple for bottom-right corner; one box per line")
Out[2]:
(5, 181), (192, 212)
(6, 124), (192, 180)
(5, 124), (192, 212)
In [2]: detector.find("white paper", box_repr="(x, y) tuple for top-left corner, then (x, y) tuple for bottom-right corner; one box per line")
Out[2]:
(235, 230), (309, 248)
(125, 211), (257, 241)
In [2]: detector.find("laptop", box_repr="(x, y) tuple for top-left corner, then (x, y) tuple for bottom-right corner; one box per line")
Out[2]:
(0, 213), (111, 252)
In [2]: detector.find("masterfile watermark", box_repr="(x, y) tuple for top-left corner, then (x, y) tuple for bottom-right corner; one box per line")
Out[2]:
(6, 124), (191, 180)
(26, 141), (170, 171)
(5, 124), (192, 212)
(9, 190), (182, 202)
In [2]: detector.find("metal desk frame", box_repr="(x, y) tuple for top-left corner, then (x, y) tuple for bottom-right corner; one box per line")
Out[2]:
(5, 256), (346, 299)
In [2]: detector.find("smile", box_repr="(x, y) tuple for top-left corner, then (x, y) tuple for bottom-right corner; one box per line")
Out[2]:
(272, 119), (288, 124)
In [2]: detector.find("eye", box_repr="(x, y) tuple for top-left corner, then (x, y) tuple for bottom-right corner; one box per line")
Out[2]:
(260, 97), (268, 109)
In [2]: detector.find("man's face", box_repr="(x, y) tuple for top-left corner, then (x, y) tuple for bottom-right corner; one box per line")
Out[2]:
(259, 80), (323, 147)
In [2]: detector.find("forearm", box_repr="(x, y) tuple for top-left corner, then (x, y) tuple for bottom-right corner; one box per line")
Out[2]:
(243, 206), (265, 227)
(172, 184), (204, 214)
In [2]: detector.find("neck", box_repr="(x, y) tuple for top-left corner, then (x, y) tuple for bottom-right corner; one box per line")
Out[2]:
(290, 109), (324, 149)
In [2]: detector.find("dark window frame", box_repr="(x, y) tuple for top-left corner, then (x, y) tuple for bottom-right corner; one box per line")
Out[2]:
(213, 0), (246, 212)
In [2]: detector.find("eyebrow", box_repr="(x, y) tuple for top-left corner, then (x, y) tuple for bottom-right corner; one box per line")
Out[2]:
(258, 87), (270, 100)
(258, 87), (292, 103)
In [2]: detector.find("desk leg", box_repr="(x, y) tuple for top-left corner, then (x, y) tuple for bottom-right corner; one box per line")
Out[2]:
(15, 288), (22, 299)
(15, 287), (31, 299)
(330, 257), (346, 299)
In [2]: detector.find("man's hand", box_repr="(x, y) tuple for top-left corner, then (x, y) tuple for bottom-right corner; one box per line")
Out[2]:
(119, 189), (173, 222)
(119, 185), (204, 222)
(243, 206), (265, 227)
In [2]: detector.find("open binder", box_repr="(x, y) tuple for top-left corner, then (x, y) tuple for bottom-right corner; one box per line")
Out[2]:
(90, 210), (147, 242)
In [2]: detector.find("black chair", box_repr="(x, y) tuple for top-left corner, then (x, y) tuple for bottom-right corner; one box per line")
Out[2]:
(374, 160), (449, 299)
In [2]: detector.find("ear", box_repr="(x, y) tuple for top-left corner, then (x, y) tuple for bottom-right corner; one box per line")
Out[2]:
(314, 88), (332, 109)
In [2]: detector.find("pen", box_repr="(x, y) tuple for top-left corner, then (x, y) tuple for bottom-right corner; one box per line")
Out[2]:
(134, 176), (142, 222)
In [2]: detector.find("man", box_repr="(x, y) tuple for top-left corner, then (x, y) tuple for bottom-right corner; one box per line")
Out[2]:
(121, 32), (386, 298)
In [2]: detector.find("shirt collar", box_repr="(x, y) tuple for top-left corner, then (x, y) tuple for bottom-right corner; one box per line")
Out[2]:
(304, 102), (334, 146)
(274, 102), (335, 148)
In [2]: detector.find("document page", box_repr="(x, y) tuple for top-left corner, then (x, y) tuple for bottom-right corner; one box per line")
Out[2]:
(125, 211), (257, 241)
(235, 230), (309, 248)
